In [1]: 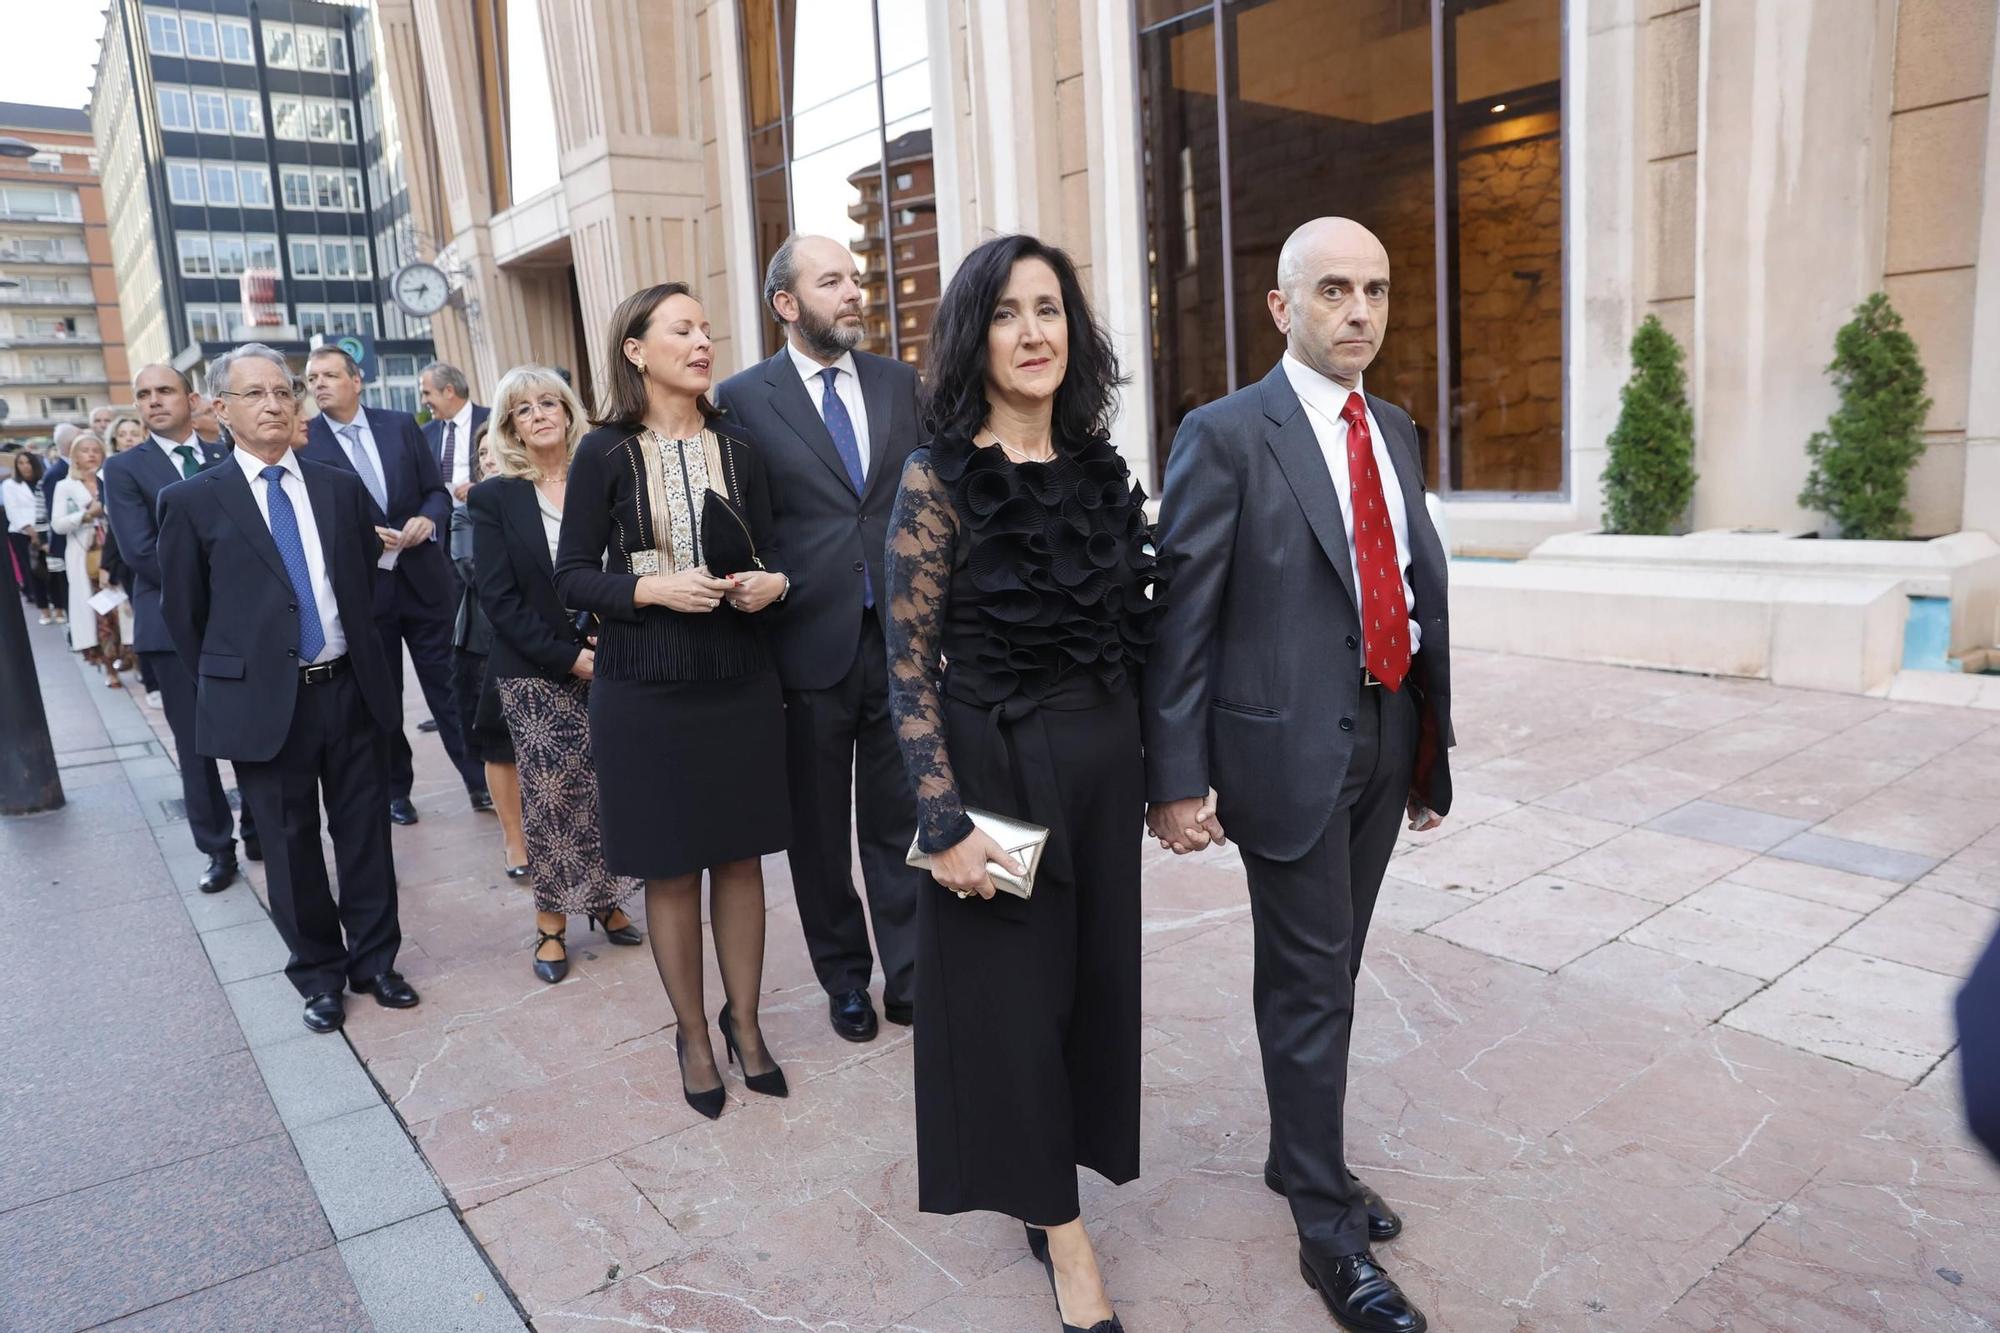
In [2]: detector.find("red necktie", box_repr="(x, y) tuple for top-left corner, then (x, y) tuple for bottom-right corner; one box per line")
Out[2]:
(1342, 391), (1409, 692)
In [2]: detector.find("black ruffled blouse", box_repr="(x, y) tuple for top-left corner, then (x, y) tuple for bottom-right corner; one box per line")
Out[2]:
(884, 432), (1164, 853)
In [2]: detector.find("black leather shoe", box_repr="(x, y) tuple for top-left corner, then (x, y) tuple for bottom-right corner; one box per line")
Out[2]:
(829, 989), (878, 1043)
(532, 929), (568, 984)
(241, 835), (262, 863)
(882, 997), (914, 1026)
(388, 797), (419, 825)
(1264, 1161), (1403, 1242)
(586, 909), (643, 945)
(351, 970), (420, 1008)
(198, 852), (239, 894)
(417, 718), (440, 732)
(469, 788), (494, 813)
(1299, 1249), (1426, 1333)
(303, 992), (345, 1033)
(505, 863), (532, 881)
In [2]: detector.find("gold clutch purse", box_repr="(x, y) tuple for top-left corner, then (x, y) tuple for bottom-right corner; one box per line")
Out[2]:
(906, 808), (1050, 899)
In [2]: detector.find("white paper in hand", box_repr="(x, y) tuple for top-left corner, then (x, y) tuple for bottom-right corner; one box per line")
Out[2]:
(88, 587), (128, 616)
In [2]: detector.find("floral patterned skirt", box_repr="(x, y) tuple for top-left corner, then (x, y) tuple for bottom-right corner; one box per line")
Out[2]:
(497, 676), (640, 916)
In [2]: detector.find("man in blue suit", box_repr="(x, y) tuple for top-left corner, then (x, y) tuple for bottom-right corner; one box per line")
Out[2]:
(300, 345), (487, 822)
(419, 360), (489, 509)
(103, 363), (254, 892)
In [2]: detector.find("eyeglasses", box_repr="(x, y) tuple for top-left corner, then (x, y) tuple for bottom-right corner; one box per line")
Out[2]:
(217, 386), (301, 407)
(510, 396), (568, 421)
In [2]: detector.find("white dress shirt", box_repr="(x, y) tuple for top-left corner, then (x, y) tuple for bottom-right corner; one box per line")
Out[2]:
(149, 430), (204, 479)
(440, 399), (475, 502)
(1280, 352), (1422, 662)
(322, 407), (387, 500)
(787, 340), (871, 478)
(233, 446), (346, 663)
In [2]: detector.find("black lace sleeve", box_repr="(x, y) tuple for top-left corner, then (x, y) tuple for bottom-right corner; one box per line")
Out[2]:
(885, 450), (975, 854)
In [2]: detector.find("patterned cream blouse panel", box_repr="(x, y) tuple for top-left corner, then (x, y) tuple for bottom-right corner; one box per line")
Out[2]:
(637, 429), (730, 574)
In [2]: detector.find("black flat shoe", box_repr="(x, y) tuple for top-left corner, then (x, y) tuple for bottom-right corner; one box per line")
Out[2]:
(505, 863), (532, 881)
(1264, 1160), (1403, 1241)
(303, 992), (345, 1033)
(417, 718), (440, 732)
(241, 836), (263, 863)
(388, 797), (419, 825)
(351, 970), (420, 1008)
(718, 1001), (788, 1098)
(829, 989), (877, 1043)
(198, 852), (239, 894)
(677, 1031), (724, 1120)
(469, 789), (494, 813)
(532, 929), (567, 984)
(883, 997), (914, 1027)
(1028, 1227), (1123, 1333)
(586, 909), (642, 945)
(1299, 1249), (1426, 1333)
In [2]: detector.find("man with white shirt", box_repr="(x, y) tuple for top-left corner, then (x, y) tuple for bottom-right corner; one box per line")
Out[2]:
(158, 343), (416, 1034)
(103, 363), (252, 892)
(419, 361), (490, 507)
(300, 345), (486, 823)
(713, 233), (929, 1045)
(1142, 218), (1455, 1333)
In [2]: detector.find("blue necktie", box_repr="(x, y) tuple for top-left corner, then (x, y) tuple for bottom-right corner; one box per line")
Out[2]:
(818, 367), (872, 609)
(340, 423), (388, 514)
(262, 466), (327, 663)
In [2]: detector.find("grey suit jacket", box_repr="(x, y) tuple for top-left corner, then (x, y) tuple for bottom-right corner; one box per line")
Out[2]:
(713, 348), (922, 691)
(1141, 361), (1454, 862)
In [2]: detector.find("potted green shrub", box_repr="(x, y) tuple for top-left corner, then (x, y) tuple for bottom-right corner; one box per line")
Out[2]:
(1799, 292), (1932, 540)
(1601, 315), (1696, 535)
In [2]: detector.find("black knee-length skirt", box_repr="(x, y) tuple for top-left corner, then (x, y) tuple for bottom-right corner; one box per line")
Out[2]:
(589, 670), (789, 879)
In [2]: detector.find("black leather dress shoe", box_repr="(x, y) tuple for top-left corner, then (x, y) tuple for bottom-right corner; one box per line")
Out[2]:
(351, 970), (420, 1008)
(198, 852), (239, 894)
(882, 997), (914, 1027)
(417, 717), (440, 732)
(1299, 1249), (1426, 1333)
(469, 789), (494, 813)
(303, 992), (345, 1033)
(241, 835), (262, 863)
(1265, 1161), (1403, 1241)
(829, 989), (878, 1042)
(388, 797), (419, 825)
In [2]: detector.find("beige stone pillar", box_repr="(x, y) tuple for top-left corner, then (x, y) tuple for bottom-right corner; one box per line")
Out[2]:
(1960, 12), (2000, 541)
(1691, 0), (1898, 533)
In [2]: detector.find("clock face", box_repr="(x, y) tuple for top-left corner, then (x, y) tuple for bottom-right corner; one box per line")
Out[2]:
(392, 262), (450, 317)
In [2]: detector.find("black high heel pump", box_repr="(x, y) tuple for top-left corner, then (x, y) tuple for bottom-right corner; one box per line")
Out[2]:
(586, 909), (642, 945)
(718, 1002), (788, 1098)
(1025, 1224), (1123, 1333)
(676, 1031), (725, 1120)
(531, 928), (567, 984)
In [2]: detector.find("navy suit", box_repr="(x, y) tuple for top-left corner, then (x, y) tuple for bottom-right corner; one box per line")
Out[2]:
(302, 406), (481, 801)
(421, 404), (491, 496)
(102, 436), (249, 857)
(157, 455), (402, 995)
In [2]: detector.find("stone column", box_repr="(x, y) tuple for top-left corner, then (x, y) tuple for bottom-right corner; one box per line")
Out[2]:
(1960, 12), (2000, 540)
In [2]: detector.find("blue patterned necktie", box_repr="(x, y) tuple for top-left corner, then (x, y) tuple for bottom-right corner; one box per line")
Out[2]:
(340, 423), (388, 514)
(818, 367), (872, 609)
(261, 466), (327, 663)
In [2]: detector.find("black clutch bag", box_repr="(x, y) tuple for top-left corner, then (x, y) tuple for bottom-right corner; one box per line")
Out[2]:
(700, 488), (761, 578)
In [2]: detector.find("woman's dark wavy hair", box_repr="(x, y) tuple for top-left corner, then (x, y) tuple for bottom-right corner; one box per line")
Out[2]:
(592, 282), (720, 428)
(10, 449), (44, 484)
(920, 234), (1125, 446)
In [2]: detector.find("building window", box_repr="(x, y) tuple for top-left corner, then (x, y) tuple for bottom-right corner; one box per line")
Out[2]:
(358, 308), (376, 336)
(41, 395), (87, 416)
(213, 235), (247, 277)
(186, 306), (225, 342)
(329, 305), (362, 335)
(329, 32), (349, 73)
(297, 306), (329, 338)
(228, 93), (261, 136)
(334, 106), (356, 144)
(181, 13), (218, 59)
(289, 238), (322, 278)
(264, 22), (296, 68)
(166, 161), (203, 205)
(323, 240), (352, 278)
(238, 165), (272, 208)
(738, 0), (938, 361)
(271, 97), (305, 141)
(313, 169), (343, 211)
(281, 167), (314, 210)
(202, 163), (237, 206)
(246, 234), (280, 272)
(156, 86), (194, 132)
(350, 240), (370, 277)
(219, 18), (254, 63)
(299, 27), (330, 72)
(306, 100), (338, 143)
(178, 234), (213, 277)
(143, 8), (181, 56)
(1135, 0), (1564, 494)
(344, 170), (364, 212)
(193, 90), (229, 135)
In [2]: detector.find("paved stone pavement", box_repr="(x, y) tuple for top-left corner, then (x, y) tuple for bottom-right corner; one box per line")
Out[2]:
(12, 621), (2000, 1330)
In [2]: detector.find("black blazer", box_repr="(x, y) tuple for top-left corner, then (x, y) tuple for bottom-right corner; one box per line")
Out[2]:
(302, 407), (454, 611)
(713, 349), (920, 691)
(102, 436), (227, 653)
(468, 475), (586, 681)
(1141, 362), (1455, 860)
(156, 456), (397, 763)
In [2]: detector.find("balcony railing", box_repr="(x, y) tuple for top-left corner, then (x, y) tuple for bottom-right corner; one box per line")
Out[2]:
(0, 335), (103, 349)
(0, 292), (94, 306)
(0, 373), (108, 387)
(0, 251), (90, 266)
(0, 208), (84, 224)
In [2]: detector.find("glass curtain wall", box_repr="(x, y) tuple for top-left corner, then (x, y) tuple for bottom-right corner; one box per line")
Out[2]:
(739, 0), (936, 365)
(1138, 0), (1563, 494)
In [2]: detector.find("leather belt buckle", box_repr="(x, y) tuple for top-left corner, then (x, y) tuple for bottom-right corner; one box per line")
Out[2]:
(1361, 667), (1384, 688)
(300, 657), (344, 685)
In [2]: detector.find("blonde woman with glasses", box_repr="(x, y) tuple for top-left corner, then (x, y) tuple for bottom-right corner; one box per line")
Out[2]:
(468, 366), (641, 986)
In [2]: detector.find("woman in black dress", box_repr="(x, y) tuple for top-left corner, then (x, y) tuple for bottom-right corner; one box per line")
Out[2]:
(555, 283), (792, 1119)
(885, 235), (1161, 1333)
(454, 421), (530, 881)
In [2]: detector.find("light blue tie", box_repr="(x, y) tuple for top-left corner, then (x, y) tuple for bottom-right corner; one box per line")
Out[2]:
(340, 423), (388, 514)
(818, 367), (872, 609)
(261, 466), (326, 663)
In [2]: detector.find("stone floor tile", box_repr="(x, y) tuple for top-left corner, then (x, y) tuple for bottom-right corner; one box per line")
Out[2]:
(463, 1158), (689, 1314)
(1915, 836), (2000, 910)
(199, 915), (292, 984)
(0, 1132), (330, 1331)
(1559, 940), (1764, 1027)
(1387, 823), (1577, 895)
(1426, 876), (1659, 971)
(1632, 687), (1780, 733)
(225, 970), (319, 1049)
(1717, 854), (1906, 914)
(1644, 720), (1828, 784)
(1537, 761), (1724, 826)
(1554, 827), (1754, 904)
(1484, 802), (1632, 849)
(1835, 885), (1998, 979)
(1645, 798), (1812, 852)
(1721, 947), (1961, 1080)
(1625, 904), (1828, 982)
(94, 1247), (373, 1333)
(1768, 830), (1941, 885)
(251, 1031), (390, 1129)
(1796, 701), (1995, 768)
(291, 1103), (445, 1240)
(1815, 784), (2000, 860)
(337, 1206), (521, 1333)
(1709, 752), (1906, 822)
(1369, 876), (1477, 932)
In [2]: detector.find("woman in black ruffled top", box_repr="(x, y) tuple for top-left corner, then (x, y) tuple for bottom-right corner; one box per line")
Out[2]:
(885, 235), (1161, 1333)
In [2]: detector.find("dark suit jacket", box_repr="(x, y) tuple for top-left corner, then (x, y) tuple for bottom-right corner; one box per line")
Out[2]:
(1962, 925), (2000, 1162)
(102, 436), (227, 653)
(156, 456), (397, 763)
(423, 404), (491, 487)
(468, 476), (586, 682)
(1141, 361), (1455, 861)
(713, 348), (921, 691)
(302, 407), (454, 614)
(40, 456), (68, 561)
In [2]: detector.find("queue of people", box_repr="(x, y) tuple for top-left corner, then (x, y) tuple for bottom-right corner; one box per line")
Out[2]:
(5, 215), (1457, 1333)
